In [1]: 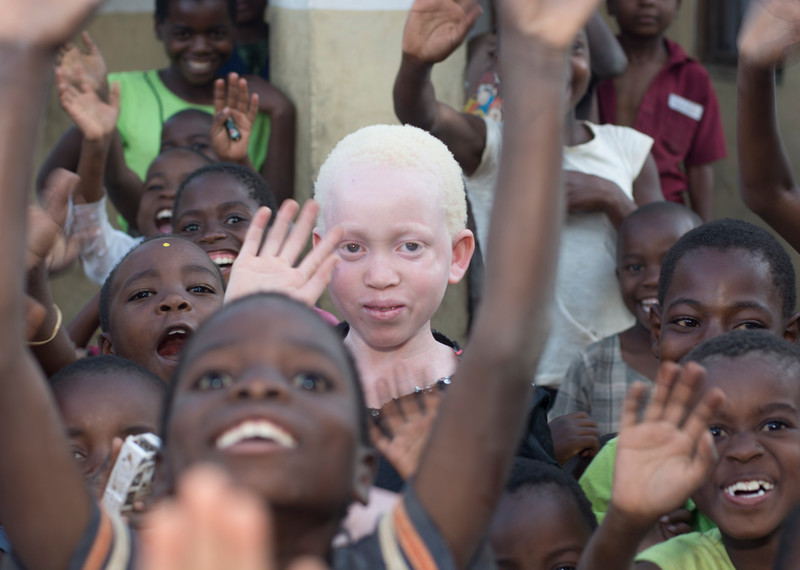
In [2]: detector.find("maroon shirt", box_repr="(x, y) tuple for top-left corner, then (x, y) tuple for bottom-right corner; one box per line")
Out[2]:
(597, 38), (727, 203)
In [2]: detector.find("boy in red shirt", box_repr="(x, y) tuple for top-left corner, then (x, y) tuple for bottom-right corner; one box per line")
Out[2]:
(598, 0), (726, 221)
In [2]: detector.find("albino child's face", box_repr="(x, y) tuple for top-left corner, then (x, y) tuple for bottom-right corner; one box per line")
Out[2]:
(317, 163), (471, 352)
(490, 485), (593, 570)
(691, 356), (800, 545)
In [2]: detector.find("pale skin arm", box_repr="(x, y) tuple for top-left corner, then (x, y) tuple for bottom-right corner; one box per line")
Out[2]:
(577, 362), (725, 570)
(410, 0), (600, 567)
(393, 0), (488, 174)
(0, 4), (105, 570)
(737, 0), (800, 251)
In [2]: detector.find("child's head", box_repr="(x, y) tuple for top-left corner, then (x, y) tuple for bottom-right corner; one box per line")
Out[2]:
(616, 202), (701, 329)
(98, 236), (225, 382)
(154, 0), (236, 86)
(173, 163), (277, 281)
(652, 219), (799, 363)
(684, 330), (800, 547)
(50, 355), (166, 499)
(160, 109), (217, 161)
(313, 125), (474, 349)
(490, 458), (597, 570)
(607, 0), (680, 39)
(160, 293), (375, 524)
(136, 147), (212, 237)
(234, 0), (267, 26)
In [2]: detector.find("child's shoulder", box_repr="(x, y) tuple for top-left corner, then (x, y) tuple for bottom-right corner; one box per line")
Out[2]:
(635, 527), (732, 570)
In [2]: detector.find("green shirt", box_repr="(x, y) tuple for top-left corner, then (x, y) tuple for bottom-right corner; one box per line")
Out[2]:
(635, 528), (733, 569)
(108, 69), (271, 180)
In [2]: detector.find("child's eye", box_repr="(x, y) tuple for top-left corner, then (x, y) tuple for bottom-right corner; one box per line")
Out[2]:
(172, 29), (191, 41)
(625, 263), (642, 272)
(554, 565), (577, 570)
(401, 242), (422, 253)
(128, 290), (154, 302)
(191, 142), (211, 152)
(709, 425), (725, 438)
(733, 321), (766, 331)
(225, 214), (246, 225)
(762, 420), (789, 432)
(71, 448), (87, 462)
(343, 243), (362, 254)
(291, 372), (330, 392)
(188, 284), (216, 294)
(209, 28), (229, 40)
(180, 222), (200, 233)
(672, 317), (699, 328)
(195, 371), (234, 391)
(145, 184), (164, 193)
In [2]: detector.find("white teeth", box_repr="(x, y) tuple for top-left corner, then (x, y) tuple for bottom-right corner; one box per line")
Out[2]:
(168, 328), (187, 336)
(216, 420), (297, 450)
(724, 480), (774, 496)
(210, 256), (235, 267)
(640, 298), (658, 315)
(156, 209), (172, 221)
(187, 61), (212, 72)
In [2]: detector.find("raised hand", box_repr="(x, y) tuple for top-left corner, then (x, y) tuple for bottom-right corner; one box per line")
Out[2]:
(0, 0), (104, 49)
(56, 31), (108, 97)
(140, 465), (329, 570)
(27, 169), (84, 272)
(739, 0), (800, 68)
(211, 73), (259, 164)
(402, 0), (482, 64)
(225, 200), (343, 307)
(611, 362), (725, 528)
(496, 0), (602, 49)
(57, 66), (119, 142)
(370, 385), (445, 480)
(549, 411), (600, 465)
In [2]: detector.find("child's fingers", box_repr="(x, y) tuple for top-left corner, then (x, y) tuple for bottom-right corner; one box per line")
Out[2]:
(226, 72), (241, 110)
(662, 361), (706, 427)
(40, 168), (79, 226)
(620, 381), (650, 431)
(261, 199), (299, 258)
(643, 361), (681, 423)
(108, 81), (121, 113)
(213, 78), (226, 113)
(295, 254), (338, 307)
(681, 385), (725, 447)
(280, 199), (320, 263)
(80, 30), (97, 53)
(236, 76), (250, 112)
(247, 93), (259, 123)
(237, 206), (272, 258)
(298, 224), (342, 275)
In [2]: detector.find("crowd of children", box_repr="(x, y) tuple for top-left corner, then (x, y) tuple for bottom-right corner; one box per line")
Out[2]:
(6, 0), (800, 569)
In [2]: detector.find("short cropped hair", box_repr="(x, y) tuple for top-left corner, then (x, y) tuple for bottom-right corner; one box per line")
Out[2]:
(49, 355), (167, 393)
(313, 124), (467, 238)
(658, 219), (796, 319)
(99, 236), (225, 333)
(174, 162), (277, 219)
(618, 201), (701, 250)
(683, 329), (800, 371)
(155, 0), (236, 23)
(505, 457), (598, 530)
(161, 293), (371, 446)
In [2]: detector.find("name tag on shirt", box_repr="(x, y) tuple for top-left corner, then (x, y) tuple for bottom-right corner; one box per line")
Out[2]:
(668, 93), (704, 121)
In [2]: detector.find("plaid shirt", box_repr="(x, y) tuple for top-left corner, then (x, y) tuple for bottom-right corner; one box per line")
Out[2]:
(550, 334), (651, 435)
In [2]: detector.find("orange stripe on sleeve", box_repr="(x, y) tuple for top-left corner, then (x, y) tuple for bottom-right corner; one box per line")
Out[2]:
(80, 510), (113, 570)
(392, 500), (437, 570)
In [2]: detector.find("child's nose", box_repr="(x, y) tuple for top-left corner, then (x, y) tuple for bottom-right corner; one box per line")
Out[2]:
(363, 256), (400, 289)
(158, 292), (191, 313)
(724, 431), (765, 463)
(190, 33), (212, 54)
(199, 225), (227, 245)
(643, 265), (660, 288)
(229, 368), (290, 402)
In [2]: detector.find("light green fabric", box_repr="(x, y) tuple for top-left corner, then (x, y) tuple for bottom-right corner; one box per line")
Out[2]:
(108, 70), (270, 180)
(579, 437), (716, 532)
(635, 528), (733, 569)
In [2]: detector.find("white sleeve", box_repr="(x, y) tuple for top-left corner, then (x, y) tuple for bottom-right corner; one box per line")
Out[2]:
(74, 198), (139, 285)
(464, 116), (503, 257)
(609, 125), (654, 181)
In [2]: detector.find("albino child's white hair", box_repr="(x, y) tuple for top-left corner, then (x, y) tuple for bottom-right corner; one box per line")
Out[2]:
(314, 124), (467, 238)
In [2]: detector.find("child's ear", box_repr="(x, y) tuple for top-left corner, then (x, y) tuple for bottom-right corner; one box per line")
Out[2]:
(448, 229), (475, 285)
(154, 18), (165, 43)
(649, 304), (663, 358)
(351, 446), (378, 505)
(98, 332), (116, 356)
(784, 312), (800, 344)
(312, 228), (322, 248)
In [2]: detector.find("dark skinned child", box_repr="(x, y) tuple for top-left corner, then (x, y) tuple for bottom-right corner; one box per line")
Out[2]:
(551, 202), (701, 436)
(0, 0), (598, 567)
(599, 0), (726, 222)
(38, 0), (295, 226)
(579, 330), (800, 570)
(737, 0), (800, 255)
(579, 218), (800, 549)
(218, 0), (271, 80)
(394, 0), (662, 391)
(490, 458), (598, 570)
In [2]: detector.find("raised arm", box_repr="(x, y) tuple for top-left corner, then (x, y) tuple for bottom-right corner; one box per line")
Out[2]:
(0, 1), (102, 568)
(411, 0), (599, 566)
(585, 9), (627, 80)
(737, 0), (800, 250)
(393, 0), (487, 174)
